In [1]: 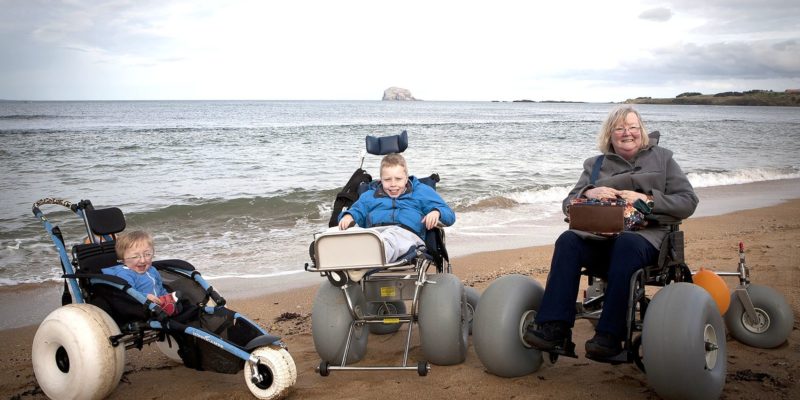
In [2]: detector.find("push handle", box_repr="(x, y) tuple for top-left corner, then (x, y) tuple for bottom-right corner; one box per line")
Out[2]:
(32, 198), (74, 215)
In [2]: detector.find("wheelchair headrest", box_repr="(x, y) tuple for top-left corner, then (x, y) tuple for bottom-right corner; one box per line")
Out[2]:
(365, 130), (408, 155)
(649, 130), (660, 145)
(86, 207), (126, 236)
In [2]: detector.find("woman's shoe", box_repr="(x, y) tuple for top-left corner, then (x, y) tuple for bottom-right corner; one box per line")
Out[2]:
(585, 332), (622, 358)
(523, 321), (572, 351)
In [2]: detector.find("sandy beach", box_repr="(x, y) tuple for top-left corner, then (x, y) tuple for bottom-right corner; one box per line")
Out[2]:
(2, 196), (799, 399)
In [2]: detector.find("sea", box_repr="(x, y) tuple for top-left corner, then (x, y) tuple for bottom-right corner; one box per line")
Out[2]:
(2, 100), (800, 287)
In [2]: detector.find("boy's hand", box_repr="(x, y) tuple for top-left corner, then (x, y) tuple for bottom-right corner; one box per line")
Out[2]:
(157, 293), (178, 316)
(423, 210), (441, 230)
(339, 214), (355, 230)
(146, 294), (161, 304)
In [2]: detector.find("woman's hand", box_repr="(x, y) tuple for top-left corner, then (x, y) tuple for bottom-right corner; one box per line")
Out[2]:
(423, 210), (441, 230)
(617, 190), (649, 204)
(338, 214), (355, 230)
(585, 186), (620, 200)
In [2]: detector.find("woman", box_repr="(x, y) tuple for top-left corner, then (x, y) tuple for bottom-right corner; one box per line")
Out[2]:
(524, 106), (698, 357)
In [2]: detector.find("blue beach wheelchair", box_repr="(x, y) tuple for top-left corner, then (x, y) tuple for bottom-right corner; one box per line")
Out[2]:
(30, 198), (297, 400)
(304, 131), (479, 376)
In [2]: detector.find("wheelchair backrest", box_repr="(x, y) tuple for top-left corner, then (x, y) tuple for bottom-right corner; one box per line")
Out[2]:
(73, 241), (119, 273)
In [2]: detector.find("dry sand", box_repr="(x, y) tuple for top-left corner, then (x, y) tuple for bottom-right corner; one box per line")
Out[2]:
(1, 200), (798, 399)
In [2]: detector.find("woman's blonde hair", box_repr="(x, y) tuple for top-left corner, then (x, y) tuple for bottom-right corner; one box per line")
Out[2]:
(597, 106), (649, 154)
(115, 230), (154, 260)
(380, 153), (409, 176)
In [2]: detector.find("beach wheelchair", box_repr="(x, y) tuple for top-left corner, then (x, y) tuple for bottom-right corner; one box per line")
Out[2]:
(474, 220), (794, 399)
(30, 198), (297, 400)
(304, 131), (478, 376)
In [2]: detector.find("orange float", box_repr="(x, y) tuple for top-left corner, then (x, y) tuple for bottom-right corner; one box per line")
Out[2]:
(693, 267), (731, 315)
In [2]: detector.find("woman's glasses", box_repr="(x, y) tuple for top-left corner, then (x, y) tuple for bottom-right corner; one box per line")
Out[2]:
(613, 126), (641, 134)
(124, 251), (154, 262)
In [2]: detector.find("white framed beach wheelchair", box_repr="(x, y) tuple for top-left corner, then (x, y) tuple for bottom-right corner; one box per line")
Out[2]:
(31, 198), (297, 400)
(304, 131), (479, 376)
(473, 222), (793, 400)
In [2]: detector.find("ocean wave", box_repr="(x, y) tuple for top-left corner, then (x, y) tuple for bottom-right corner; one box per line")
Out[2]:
(688, 167), (800, 188)
(0, 114), (68, 120)
(453, 185), (570, 212)
(456, 196), (519, 212)
(128, 189), (339, 224)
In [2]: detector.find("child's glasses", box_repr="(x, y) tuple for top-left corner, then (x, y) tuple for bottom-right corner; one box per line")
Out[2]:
(124, 251), (154, 262)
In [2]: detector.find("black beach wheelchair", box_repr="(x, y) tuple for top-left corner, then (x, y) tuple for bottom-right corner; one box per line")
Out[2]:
(473, 216), (793, 398)
(304, 131), (479, 376)
(31, 198), (297, 400)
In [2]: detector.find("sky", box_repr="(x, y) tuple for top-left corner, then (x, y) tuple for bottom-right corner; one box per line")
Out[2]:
(0, 0), (798, 102)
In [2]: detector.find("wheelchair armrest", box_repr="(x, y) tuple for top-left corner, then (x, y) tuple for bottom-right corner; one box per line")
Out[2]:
(646, 214), (683, 226)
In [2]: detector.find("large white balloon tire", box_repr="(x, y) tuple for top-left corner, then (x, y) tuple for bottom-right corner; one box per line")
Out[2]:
(473, 274), (544, 378)
(643, 283), (726, 400)
(244, 346), (295, 400)
(156, 334), (184, 364)
(366, 301), (407, 335)
(32, 304), (126, 400)
(418, 273), (469, 365)
(725, 284), (794, 349)
(311, 282), (368, 364)
(465, 286), (480, 335)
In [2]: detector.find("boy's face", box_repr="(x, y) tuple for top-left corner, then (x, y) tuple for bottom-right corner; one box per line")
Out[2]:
(381, 164), (408, 198)
(122, 241), (154, 274)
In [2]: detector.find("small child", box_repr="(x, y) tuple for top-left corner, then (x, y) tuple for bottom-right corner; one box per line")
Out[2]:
(338, 153), (456, 262)
(102, 230), (178, 315)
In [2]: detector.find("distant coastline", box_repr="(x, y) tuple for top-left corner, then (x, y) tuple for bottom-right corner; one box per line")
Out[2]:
(624, 90), (800, 107)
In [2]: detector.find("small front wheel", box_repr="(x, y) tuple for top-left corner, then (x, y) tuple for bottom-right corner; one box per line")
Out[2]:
(244, 346), (295, 400)
(725, 284), (793, 348)
(417, 361), (429, 376)
(318, 360), (330, 377)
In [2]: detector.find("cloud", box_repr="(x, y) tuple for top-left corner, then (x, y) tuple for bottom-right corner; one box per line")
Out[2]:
(639, 7), (672, 22)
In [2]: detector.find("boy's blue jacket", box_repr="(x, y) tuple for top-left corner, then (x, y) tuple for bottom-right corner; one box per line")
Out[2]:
(102, 264), (168, 297)
(339, 176), (455, 239)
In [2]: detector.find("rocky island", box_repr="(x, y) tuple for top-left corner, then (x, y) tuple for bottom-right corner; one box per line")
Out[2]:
(382, 87), (419, 101)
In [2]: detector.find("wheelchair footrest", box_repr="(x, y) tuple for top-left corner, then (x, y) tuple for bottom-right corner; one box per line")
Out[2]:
(585, 349), (629, 365)
(546, 339), (578, 360)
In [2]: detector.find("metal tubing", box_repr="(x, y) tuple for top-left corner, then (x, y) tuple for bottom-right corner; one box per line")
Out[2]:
(327, 366), (420, 372)
(734, 286), (759, 324)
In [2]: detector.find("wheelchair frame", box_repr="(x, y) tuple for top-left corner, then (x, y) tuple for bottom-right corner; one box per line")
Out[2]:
(305, 228), (456, 376)
(31, 198), (294, 399)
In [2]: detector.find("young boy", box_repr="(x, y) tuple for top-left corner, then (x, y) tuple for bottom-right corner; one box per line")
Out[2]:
(102, 230), (178, 315)
(338, 153), (455, 262)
